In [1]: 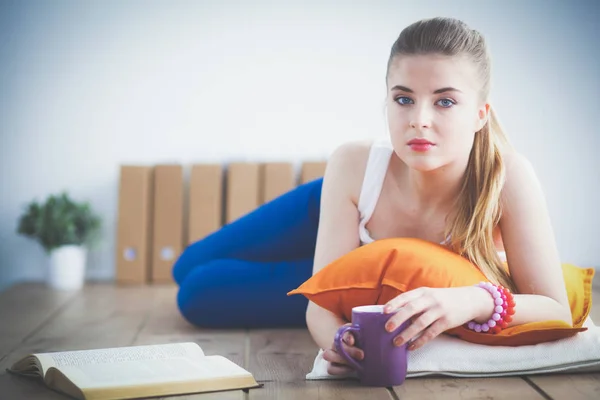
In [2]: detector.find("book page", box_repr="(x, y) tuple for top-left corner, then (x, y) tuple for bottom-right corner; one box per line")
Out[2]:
(10, 343), (202, 379)
(28, 343), (200, 380)
(7, 354), (54, 378)
(44, 343), (251, 390)
(48, 342), (204, 367)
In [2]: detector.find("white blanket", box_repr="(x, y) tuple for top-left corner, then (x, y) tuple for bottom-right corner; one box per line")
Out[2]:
(307, 317), (600, 379)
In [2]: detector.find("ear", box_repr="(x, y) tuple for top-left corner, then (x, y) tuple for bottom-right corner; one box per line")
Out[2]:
(475, 103), (490, 132)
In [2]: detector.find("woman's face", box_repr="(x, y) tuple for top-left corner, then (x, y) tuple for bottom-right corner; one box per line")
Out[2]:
(386, 54), (489, 172)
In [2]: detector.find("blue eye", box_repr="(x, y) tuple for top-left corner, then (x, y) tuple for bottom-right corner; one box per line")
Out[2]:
(436, 98), (456, 108)
(395, 96), (413, 105)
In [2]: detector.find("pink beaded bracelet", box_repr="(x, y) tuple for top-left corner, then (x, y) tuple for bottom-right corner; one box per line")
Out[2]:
(466, 281), (515, 334)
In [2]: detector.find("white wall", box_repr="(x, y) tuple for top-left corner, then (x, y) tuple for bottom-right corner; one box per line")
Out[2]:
(1, 0), (598, 292)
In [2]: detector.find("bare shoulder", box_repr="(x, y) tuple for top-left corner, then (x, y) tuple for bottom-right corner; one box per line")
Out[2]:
(328, 139), (373, 169)
(503, 151), (537, 177)
(325, 139), (374, 205)
(500, 151), (545, 208)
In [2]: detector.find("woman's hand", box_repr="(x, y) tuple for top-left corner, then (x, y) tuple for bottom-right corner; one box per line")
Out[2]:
(383, 286), (493, 350)
(322, 324), (364, 375)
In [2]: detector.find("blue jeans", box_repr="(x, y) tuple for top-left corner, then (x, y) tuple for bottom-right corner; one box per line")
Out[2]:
(173, 178), (323, 328)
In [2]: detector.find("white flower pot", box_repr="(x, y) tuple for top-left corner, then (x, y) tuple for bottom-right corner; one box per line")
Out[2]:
(47, 245), (87, 290)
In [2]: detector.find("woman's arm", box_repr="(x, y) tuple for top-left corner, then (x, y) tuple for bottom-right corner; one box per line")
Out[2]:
(380, 152), (573, 351)
(493, 152), (572, 325)
(305, 141), (369, 350)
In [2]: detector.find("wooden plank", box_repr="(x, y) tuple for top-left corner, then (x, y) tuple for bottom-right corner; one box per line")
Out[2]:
(247, 329), (391, 399)
(393, 377), (545, 399)
(261, 162), (295, 204)
(253, 380), (394, 400)
(525, 375), (600, 400)
(300, 161), (326, 184)
(132, 285), (246, 373)
(0, 283), (78, 359)
(248, 329), (316, 382)
(525, 284), (600, 400)
(2, 280), (598, 399)
(225, 162), (260, 223)
(188, 164), (223, 244)
(0, 376), (67, 400)
(133, 285), (245, 400)
(0, 284), (158, 399)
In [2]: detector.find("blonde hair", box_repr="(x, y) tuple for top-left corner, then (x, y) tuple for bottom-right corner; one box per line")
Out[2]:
(387, 17), (517, 292)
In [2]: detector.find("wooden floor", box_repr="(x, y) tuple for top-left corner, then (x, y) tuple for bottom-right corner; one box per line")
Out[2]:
(1, 283), (599, 400)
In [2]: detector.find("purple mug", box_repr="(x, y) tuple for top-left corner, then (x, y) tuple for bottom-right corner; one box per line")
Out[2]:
(334, 305), (410, 387)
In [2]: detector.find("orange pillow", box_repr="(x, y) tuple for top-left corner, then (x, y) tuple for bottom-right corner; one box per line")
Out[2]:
(287, 237), (594, 346)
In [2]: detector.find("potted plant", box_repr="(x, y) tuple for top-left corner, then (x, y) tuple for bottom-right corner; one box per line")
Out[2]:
(17, 192), (101, 290)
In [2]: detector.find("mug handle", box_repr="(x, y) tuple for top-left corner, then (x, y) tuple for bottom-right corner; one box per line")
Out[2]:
(333, 324), (363, 372)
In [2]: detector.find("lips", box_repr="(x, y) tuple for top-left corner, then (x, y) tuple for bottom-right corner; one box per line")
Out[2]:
(407, 138), (435, 152)
(407, 138), (434, 145)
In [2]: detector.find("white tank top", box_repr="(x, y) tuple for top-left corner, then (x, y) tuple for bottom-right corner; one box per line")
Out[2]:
(356, 140), (507, 262)
(357, 140), (395, 245)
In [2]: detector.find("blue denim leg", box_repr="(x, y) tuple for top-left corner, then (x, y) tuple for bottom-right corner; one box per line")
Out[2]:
(177, 258), (313, 328)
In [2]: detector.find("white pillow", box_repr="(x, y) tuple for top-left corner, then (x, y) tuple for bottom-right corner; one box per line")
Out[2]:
(307, 318), (600, 379)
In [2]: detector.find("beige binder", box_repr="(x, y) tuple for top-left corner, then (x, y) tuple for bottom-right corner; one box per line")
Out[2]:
(300, 161), (327, 184)
(226, 162), (260, 223)
(115, 165), (154, 284)
(151, 164), (184, 284)
(188, 164), (223, 244)
(261, 162), (295, 204)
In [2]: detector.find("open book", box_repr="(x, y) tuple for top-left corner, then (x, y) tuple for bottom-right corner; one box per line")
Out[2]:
(7, 342), (261, 400)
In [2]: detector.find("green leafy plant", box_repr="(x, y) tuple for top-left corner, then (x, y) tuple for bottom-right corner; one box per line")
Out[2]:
(17, 192), (102, 253)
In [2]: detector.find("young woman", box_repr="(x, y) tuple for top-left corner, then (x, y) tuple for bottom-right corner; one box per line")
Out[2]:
(172, 17), (572, 376)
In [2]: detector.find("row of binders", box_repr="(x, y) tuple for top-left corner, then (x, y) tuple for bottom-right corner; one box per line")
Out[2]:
(114, 161), (327, 285)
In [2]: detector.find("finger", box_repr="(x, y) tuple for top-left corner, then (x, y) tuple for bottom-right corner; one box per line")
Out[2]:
(343, 331), (355, 346)
(327, 362), (355, 375)
(406, 319), (447, 350)
(393, 309), (439, 346)
(322, 349), (347, 365)
(323, 347), (362, 366)
(325, 343), (364, 364)
(384, 287), (429, 313)
(385, 296), (435, 333)
(341, 341), (364, 361)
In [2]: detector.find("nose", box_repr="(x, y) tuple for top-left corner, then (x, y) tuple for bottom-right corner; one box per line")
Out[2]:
(409, 106), (432, 129)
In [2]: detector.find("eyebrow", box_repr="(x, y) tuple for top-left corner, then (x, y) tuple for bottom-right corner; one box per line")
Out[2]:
(390, 85), (462, 94)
